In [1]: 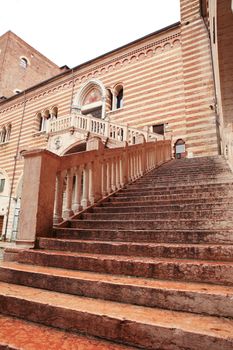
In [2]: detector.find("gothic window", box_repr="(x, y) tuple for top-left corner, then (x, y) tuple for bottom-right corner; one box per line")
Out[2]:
(106, 89), (113, 111)
(0, 127), (6, 143)
(6, 124), (11, 142)
(50, 106), (58, 120)
(19, 57), (28, 69)
(114, 85), (124, 109)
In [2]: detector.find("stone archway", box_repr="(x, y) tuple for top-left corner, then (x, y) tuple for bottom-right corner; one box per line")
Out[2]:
(72, 79), (107, 119)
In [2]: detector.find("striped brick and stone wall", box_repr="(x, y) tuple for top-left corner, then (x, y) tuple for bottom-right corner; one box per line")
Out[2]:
(0, 0), (220, 239)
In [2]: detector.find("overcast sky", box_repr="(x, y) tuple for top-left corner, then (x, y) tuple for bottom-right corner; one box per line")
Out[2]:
(0, 0), (180, 68)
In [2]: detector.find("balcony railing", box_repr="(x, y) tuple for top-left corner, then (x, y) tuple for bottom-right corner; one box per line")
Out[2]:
(48, 113), (164, 144)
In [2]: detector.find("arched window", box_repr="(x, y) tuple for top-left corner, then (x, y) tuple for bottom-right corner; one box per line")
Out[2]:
(0, 127), (6, 143)
(41, 110), (51, 132)
(174, 139), (186, 159)
(19, 57), (28, 69)
(37, 113), (43, 131)
(106, 89), (113, 111)
(6, 124), (11, 142)
(50, 106), (58, 120)
(114, 85), (124, 109)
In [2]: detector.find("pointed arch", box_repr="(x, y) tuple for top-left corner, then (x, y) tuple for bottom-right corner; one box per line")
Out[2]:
(72, 79), (107, 119)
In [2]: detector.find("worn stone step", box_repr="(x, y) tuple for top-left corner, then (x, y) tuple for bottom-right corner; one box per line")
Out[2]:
(94, 202), (233, 213)
(70, 218), (232, 230)
(82, 210), (233, 220)
(0, 282), (233, 350)
(1, 262), (233, 318)
(111, 192), (233, 202)
(54, 228), (233, 244)
(103, 197), (233, 207)
(0, 314), (134, 350)
(37, 238), (233, 262)
(124, 182), (233, 192)
(117, 187), (233, 196)
(17, 250), (233, 285)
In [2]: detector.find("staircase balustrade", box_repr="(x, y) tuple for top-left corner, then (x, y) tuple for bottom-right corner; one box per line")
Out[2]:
(16, 139), (171, 247)
(49, 113), (164, 144)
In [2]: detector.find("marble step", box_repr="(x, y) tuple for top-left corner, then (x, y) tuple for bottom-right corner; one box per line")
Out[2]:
(0, 282), (233, 350)
(37, 238), (233, 262)
(54, 228), (233, 244)
(17, 249), (233, 285)
(1, 262), (233, 318)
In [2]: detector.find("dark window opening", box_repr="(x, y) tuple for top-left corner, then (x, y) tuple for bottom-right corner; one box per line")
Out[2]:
(116, 88), (123, 109)
(153, 124), (164, 135)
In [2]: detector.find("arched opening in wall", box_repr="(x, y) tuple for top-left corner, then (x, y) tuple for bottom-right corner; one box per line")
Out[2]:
(81, 87), (102, 119)
(6, 124), (11, 142)
(115, 85), (123, 109)
(0, 127), (6, 143)
(19, 57), (28, 69)
(106, 89), (113, 111)
(42, 109), (51, 132)
(174, 139), (186, 159)
(51, 106), (58, 120)
(73, 79), (107, 119)
(37, 112), (43, 131)
(63, 142), (87, 155)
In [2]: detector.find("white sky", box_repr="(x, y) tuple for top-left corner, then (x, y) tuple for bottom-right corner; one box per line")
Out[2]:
(0, 0), (180, 68)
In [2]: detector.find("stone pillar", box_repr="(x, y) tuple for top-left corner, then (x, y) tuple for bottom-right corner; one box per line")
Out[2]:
(17, 149), (60, 248)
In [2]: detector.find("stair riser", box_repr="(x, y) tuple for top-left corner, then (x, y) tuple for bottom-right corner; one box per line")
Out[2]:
(38, 239), (233, 262)
(1, 268), (233, 318)
(18, 251), (233, 286)
(55, 229), (233, 244)
(111, 193), (233, 202)
(116, 189), (233, 196)
(123, 185), (233, 193)
(0, 295), (232, 350)
(70, 220), (232, 230)
(103, 198), (233, 207)
(94, 203), (232, 213)
(82, 212), (233, 220)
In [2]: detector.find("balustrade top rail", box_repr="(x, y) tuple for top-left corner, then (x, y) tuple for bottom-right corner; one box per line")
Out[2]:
(49, 113), (164, 144)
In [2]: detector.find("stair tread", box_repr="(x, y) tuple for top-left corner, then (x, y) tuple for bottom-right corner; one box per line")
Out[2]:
(0, 281), (233, 340)
(2, 261), (233, 296)
(40, 238), (233, 249)
(0, 314), (134, 350)
(21, 249), (233, 265)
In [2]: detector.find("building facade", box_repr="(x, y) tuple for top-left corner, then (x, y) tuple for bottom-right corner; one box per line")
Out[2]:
(0, 0), (231, 240)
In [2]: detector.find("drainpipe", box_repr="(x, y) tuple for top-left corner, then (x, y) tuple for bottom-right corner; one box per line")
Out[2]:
(2, 91), (26, 241)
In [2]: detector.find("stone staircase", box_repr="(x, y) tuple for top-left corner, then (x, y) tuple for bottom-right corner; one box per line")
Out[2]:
(1, 156), (233, 349)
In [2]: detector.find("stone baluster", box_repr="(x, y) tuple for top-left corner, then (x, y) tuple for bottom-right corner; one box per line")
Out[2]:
(89, 162), (95, 205)
(112, 157), (116, 191)
(73, 166), (83, 213)
(54, 170), (65, 224)
(81, 163), (90, 208)
(106, 159), (112, 194)
(63, 168), (74, 219)
(101, 161), (107, 196)
(116, 156), (121, 189)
